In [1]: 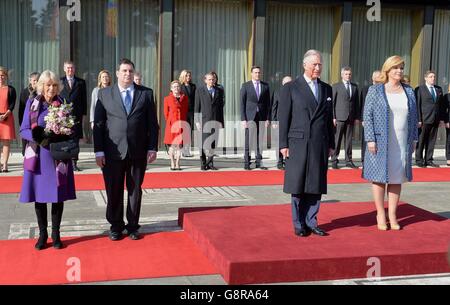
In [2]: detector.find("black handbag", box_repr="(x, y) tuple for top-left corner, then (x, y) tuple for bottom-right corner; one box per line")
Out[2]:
(49, 138), (79, 161)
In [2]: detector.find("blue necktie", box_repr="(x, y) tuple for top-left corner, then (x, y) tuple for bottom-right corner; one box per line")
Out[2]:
(430, 87), (436, 102)
(124, 89), (132, 114)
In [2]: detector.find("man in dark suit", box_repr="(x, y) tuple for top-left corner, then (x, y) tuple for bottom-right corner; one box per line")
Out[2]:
(445, 87), (450, 166)
(331, 66), (359, 169)
(240, 66), (271, 170)
(60, 61), (87, 171)
(93, 58), (159, 241)
(271, 75), (292, 169)
(415, 70), (446, 167)
(279, 50), (335, 237)
(194, 72), (224, 170)
(359, 70), (381, 163)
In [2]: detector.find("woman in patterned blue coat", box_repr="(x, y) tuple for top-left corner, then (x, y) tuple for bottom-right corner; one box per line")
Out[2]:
(363, 55), (418, 231)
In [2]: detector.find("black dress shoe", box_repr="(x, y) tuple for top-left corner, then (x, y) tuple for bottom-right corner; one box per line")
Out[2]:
(128, 231), (140, 240)
(35, 233), (48, 250)
(331, 162), (338, 169)
(201, 165), (208, 171)
(294, 228), (310, 237)
(256, 165), (268, 170)
(52, 232), (63, 249)
(109, 231), (122, 241)
(427, 161), (439, 168)
(345, 161), (358, 169)
(208, 165), (218, 170)
(310, 227), (328, 236)
(244, 165), (251, 170)
(276, 163), (284, 170)
(416, 162), (426, 168)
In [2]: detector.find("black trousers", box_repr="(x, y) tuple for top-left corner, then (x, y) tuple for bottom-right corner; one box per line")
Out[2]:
(244, 113), (264, 166)
(102, 156), (147, 233)
(416, 123), (438, 164)
(446, 128), (450, 161)
(200, 127), (218, 167)
(331, 120), (354, 163)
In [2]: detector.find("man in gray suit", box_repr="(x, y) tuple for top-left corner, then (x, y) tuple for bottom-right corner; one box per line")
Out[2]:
(93, 58), (159, 241)
(331, 66), (360, 169)
(279, 50), (335, 237)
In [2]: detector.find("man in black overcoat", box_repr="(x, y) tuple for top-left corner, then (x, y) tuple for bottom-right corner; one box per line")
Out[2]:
(279, 50), (335, 237)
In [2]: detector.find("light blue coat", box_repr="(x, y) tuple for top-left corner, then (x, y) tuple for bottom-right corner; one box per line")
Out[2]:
(363, 84), (418, 183)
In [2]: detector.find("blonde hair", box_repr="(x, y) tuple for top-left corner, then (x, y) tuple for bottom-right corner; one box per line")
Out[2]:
(379, 55), (405, 83)
(36, 70), (61, 95)
(0, 66), (8, 79)
(170, 80), (181, 87)
(178, 70), (191, 84)
(97, 70), (111, 88)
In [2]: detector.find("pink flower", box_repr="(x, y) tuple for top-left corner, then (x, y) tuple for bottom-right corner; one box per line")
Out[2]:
(52, 101), (61, 107)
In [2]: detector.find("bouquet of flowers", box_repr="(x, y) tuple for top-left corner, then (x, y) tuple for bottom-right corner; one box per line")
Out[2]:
(32, 98), (76, 146)
(44, 99), (75, 136)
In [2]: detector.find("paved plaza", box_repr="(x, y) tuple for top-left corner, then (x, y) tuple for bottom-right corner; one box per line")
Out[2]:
(1, 148), (449, 285)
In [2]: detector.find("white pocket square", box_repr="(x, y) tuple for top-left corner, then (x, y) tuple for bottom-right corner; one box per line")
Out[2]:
(327, 97), (332, 102)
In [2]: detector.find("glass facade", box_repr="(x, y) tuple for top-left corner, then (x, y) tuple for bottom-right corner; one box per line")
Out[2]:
(0, 1), (448, 147)
(350, 7), (413, 87)
(75, 0), (159, 141)
(174, 0), (252, 148)
(264, 2), (334, 92)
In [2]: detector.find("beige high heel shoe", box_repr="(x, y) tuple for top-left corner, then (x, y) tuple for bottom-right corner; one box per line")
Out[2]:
(390, 222), (402, 230)
(376, 215), (388, 231)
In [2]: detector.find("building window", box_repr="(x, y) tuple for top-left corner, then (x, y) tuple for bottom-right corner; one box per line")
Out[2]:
(350, 7), (413, 87)
(75, 0), (159, 140)
(174, 0), (252, 148)
(264, 2), (334, 92)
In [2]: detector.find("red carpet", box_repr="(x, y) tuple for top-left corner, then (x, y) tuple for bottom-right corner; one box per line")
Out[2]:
(0, 232), (216, 285)
(181, 202), (450, 284)
(1, 167), (450, 194)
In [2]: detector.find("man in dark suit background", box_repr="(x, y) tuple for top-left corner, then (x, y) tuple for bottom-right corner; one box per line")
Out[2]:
(93, 58), (159, 241)
(331, 66), (359, 169)
(240, 66), (271, 170)
(194, 72), (224, 171)
(415, 70), (446, 167)
(359, 70), (381, 163)
(60, 61), (87, 171)
(279, 49), (335, 237)
(271, 75), (292, 169)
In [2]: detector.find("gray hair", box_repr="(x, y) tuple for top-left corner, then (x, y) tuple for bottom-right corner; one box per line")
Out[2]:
(303, 49), (322, 64)
(341, 66), (352, 74)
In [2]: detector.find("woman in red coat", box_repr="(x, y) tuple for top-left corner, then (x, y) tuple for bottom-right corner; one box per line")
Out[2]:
(164, 80), (189, 170)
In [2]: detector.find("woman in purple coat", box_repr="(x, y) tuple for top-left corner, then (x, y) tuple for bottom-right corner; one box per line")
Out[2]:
(20, 70), (76, 250)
